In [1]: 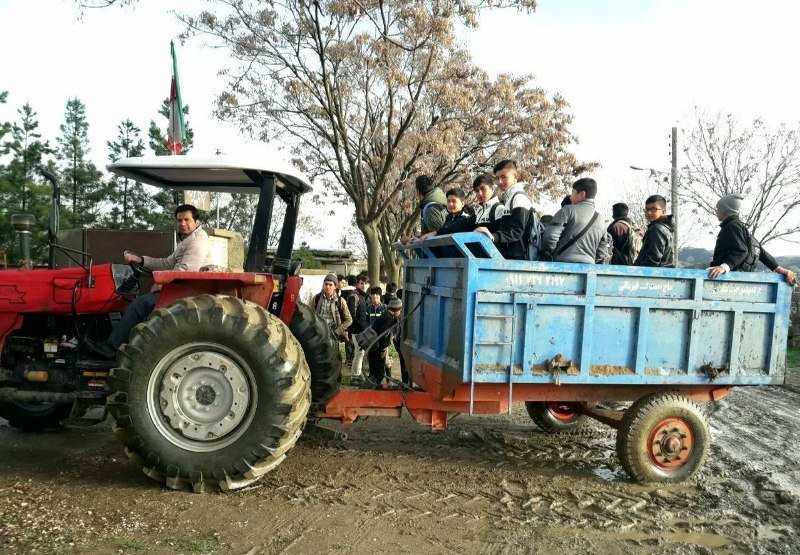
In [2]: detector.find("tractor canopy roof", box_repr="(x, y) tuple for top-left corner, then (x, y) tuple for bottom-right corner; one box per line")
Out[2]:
(107, 155), (313, 195)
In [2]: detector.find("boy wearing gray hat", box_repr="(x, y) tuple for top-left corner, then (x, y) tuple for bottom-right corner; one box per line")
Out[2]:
(707, 194), (796, 282)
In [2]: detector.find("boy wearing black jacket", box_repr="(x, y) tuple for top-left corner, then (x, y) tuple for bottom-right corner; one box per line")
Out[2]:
(635, 195), (675, 267)
(474, 160), (532, 260)
(707, 194), (795, 282)
(366, 297), (403, 387)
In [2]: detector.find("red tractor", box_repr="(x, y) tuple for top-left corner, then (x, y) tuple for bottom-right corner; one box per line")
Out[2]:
(0, 157), (340, 492)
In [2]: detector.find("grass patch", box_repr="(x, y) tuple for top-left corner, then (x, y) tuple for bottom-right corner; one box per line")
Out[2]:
(118, 538), (154, 551)
(787, 346), (800, 367)
(161, 533), (219, 553)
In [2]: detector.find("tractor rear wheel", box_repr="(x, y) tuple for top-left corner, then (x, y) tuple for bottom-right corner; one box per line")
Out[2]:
(107, 295), (310, 492)
(616, 392), (709, 483)
(289, 301), (341, 405)
(0, 401), (72, 432)
(525, 401), (588, 433)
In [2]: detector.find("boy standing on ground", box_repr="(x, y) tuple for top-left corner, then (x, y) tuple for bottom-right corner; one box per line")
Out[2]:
(312, 273), (352, 342)
(347, 274), (370, 383)
(383, 282), (398, 304)
(634, 195), (675, 268)
(367, 298), (403, 387)
(367, 286), (387, 326)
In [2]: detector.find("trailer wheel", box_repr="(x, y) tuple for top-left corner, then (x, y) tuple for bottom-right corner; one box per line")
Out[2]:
(525, 401), (588, 433)
(616, 392), (709, 483)
(107, 295), (310, 492)
(289, 301), (341, 405)
(0, 401), (72, 432)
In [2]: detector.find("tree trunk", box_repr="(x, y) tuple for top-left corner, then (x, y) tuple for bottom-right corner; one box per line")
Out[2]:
(384, 253), (401, 286)
(123, 177), (129, 224)
(360, 222), (382, 286)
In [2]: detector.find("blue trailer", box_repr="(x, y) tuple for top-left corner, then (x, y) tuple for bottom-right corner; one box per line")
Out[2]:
(319, 232), (793, 483)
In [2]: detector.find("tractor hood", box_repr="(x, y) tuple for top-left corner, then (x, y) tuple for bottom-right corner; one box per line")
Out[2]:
(107, 155), (313, 195)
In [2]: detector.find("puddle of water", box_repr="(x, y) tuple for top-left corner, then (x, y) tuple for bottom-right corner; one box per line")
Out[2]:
(615, 530), (731, 549)
(592, 466), (621, 482)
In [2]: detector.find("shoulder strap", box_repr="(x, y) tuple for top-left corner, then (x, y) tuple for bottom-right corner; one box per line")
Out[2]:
(491, 201), (504, 220)
(422, 201), (444, 224)
(556, 212), (600, 256)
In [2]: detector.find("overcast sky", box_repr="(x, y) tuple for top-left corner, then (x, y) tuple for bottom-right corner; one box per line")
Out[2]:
(1, 0), (798, 254)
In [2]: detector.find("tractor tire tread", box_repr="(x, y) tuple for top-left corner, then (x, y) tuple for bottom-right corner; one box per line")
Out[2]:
(107, 294), (310, 492)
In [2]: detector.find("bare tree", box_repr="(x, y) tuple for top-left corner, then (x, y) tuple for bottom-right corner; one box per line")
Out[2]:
(682, 110), (800, 245)
(181, 0), (593, 283)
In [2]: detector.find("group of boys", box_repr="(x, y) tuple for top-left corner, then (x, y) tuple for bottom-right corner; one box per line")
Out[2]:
(312, 271), (406, 389)
(407, 159), (612, 264)
(405, 160), (796, 283)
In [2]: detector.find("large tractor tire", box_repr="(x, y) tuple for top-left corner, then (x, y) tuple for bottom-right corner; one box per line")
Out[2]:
(107, 295), (311, 492)
(0, 401), (72, 432)
(616, 392), (710, 483)
(525, 401), (588, 433)
(289, 301), (341, 405)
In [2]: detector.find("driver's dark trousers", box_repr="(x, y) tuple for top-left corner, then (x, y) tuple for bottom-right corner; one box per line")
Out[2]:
(107, 291), (159, 349)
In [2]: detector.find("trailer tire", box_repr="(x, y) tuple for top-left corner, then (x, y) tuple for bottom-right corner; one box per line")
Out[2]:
(107, 295), (310, 492)
(616, 392), (709, 483)
(289, 301), (341, 405)
(0, 401), (72, 432)
(525, 401), (588, 433)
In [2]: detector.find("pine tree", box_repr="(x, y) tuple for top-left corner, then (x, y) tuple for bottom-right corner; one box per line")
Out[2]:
(56, 98), (105, 227)
(106, 119), (146, 227)
(0, 102), (53, 262)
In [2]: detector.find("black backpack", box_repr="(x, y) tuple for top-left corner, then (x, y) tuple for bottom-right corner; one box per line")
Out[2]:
(738, 226), (761, 272)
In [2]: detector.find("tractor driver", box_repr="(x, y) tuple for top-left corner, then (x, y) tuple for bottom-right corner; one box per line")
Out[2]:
(87, 204), (215, 358)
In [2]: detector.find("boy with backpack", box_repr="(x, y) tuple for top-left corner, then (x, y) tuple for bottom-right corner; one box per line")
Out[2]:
(634, 195), (675, 267)
(540, 178), (610, 264)
(707, 194), (795, 282)
(474, 160), (534, 261)
(608, 203), (643, 265)
(400, 175), (447, 244)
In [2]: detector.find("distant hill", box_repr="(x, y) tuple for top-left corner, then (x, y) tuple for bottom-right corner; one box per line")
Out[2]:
(678, 247), (800, 270)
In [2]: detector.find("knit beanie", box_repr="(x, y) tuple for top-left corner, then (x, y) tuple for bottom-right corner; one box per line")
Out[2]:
(324, 273), (338, 284)
(716, 194), (744, 216)
(387, 297), (403, 310)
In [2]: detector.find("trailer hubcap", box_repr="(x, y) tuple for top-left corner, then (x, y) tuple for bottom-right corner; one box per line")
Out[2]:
(648, 418), (693, 470)
(148, 343), (256, 452)
(547, 402), (579, 421)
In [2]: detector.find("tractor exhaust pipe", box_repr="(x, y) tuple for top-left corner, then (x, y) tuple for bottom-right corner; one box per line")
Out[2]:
(11, 213), (36, 269)
(39, 167), (60, 269)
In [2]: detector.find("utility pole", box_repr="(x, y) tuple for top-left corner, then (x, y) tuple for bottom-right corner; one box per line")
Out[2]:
(670, 127), (679, 265)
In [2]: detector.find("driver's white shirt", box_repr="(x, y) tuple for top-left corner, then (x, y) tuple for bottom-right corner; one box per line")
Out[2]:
(141, 227), (214, 272)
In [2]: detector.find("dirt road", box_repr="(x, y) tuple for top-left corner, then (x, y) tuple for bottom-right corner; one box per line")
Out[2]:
(1, 386), (798, 554)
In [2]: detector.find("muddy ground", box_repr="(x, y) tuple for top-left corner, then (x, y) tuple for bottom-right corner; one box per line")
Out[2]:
(0, 386), (798, 554)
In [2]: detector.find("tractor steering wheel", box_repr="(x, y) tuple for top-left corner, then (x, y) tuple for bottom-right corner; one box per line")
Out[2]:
(129, 260), (152, 278)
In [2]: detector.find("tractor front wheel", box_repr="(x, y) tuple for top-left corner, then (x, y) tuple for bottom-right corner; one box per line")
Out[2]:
(107, 295), (310, 492)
